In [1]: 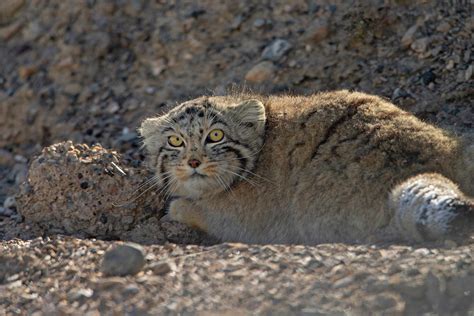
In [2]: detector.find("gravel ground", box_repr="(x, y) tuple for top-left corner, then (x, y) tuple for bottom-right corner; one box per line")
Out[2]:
(1, 0), (473, 314)
(1, 236), (474, 315)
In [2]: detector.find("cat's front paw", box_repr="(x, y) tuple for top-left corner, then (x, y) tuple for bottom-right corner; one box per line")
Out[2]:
(168, 198), (208, 231)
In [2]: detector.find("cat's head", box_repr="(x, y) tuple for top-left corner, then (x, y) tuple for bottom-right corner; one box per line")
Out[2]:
(139, 97), (266, 199)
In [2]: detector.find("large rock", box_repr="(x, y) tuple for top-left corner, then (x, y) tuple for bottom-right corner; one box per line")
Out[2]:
(17, 141), (160, 237)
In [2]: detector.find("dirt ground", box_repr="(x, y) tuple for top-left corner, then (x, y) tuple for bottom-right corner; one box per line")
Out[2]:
(0, 0), (473, 314)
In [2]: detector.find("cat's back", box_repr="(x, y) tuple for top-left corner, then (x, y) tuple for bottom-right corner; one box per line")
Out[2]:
(251, 90), (455, 178)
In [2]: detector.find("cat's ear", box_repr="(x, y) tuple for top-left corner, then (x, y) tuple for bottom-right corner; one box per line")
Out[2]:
(232, 99), (266, 127)
(138, 116), (164, 139)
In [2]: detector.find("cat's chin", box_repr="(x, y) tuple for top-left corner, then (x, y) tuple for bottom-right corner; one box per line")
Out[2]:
(175, 177), (223, 200)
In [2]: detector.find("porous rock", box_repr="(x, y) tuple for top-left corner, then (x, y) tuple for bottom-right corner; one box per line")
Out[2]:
(16, 141), (162, 238)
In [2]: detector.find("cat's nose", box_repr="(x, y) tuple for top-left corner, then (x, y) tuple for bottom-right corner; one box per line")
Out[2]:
(187, 159), (201, 168)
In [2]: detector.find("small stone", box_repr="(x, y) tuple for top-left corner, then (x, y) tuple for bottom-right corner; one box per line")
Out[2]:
(85, 32), (111, 58)
(145, 86), (156, 95)
(446, 60), (455, 70)
(102, 243), (146, 277)
(150, 262), (172, 275)
(391, 88), (411, 100)
(0, 207), (15, 217)
(3, 196), (16, 211)
(305, 18), (329, 44)
(63, 83), (82, 96)
(465, 65), (472, 81)
(122, 284), (140, 296)
(261, 39), (292, 61)
(230, 15), (244, 30)
(0, 149), (14, 165)
(420, 69), (436, 85)
(106, 101), (120, 114)
(253, 18), (266, 28)
(150, 59), (167, 77)
(401, 24), (418, 48)
(244, 61), (276, 83)
(18, 65), (38, 80)
(410, 37), (430, 53)
(436, 21), (451, 33)
(68, 288), (94, 301)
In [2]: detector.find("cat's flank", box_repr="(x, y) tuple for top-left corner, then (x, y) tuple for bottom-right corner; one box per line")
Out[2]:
(140, 91), (473, 244)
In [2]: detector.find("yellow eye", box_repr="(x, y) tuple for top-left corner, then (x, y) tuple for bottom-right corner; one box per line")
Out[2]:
(207, 129), (224, 143)
(168, 135), (184, 147)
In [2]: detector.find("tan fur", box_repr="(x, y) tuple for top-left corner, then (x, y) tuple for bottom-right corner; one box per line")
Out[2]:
(140, 90), (473, 244)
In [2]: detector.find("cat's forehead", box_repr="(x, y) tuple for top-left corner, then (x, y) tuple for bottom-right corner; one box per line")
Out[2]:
(167, 98), (223, 134)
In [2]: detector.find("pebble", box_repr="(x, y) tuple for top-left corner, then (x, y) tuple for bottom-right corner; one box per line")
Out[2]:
(420, 69), (436, 85)
(150, 262), (172, 275)
(401, 24), (418, 48)
(68, 288), (94, 301)
(465, 65), (472, 81)
(391, 87), (412, 100)
(446, 60), (455, 70)
(18, 65), (38, 80)
(145, 86), (156, 95)
(101, 243), (146, 276)
(244, 61), (276, 83)
(436, 21), (451, 33)
(0, 207), (15, 217)
(106, 101), (120, 114)
(261, 39), (292, 61)
(0, 149), (14, 165)
(253, 18), (266, 28)
(304, 18), (329, 44)
(85, 32), (111, 58)
(410, 37), (430, 53)
(3, 196), (16, 210)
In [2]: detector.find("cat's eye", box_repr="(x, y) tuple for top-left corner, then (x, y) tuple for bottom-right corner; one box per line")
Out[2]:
(207, 129), (224, 143)
(168, 135), (184, 147)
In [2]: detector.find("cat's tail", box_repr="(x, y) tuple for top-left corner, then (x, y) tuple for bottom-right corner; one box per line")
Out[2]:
(389, 173), (474, 242)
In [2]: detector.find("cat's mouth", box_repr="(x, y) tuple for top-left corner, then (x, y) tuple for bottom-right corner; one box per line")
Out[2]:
(188, 170), (207, 179)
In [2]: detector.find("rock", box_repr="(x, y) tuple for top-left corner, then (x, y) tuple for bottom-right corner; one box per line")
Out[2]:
(253, 18), (266, 28)
(420, 69), (436, 85)
(391, 88), (412, 100)
(106, 101), (120, 114)
(244, 61), (276, 83)
(0, 148), (14, 165)
(0, 0), (25, 25)
(446, 60), (455, 70)
(436, 21), (451, 33)
(85, 32), (111, 58)
(261, 39), (292, 61)
(68, 288), (94, 301)
(410, 37), (429, 53)
(16, 141), (163, 238)
(304, 18), (329, 44)
(18, 65), (38, 80)
(63, 83), (82, 96)
(3, 196), (16, 211)
(102, 243), (146, 277)
(0, 207), (15, 217)
(150, 262), (171, 275)
(401, 24), (418, 48)
(465, 65), (472, 81)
